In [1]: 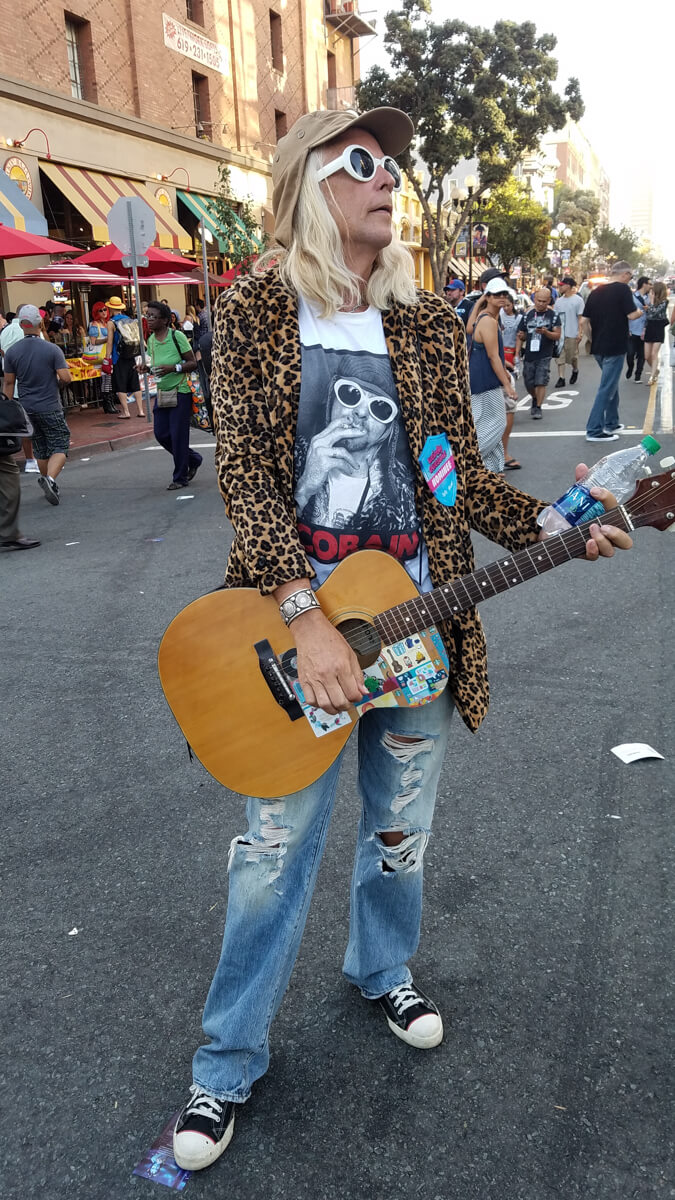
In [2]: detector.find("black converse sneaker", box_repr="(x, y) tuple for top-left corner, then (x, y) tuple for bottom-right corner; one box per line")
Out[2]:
(173, 1085), (236, 1171)
(377, 981), (443, 1049)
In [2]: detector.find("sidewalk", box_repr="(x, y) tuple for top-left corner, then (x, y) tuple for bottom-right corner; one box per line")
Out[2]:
(22, 402), (156, 465)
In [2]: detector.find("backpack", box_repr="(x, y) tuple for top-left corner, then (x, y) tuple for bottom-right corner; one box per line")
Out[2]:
(114, 315), (141, 353)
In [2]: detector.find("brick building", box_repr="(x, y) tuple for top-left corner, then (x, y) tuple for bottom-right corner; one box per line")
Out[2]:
(0, 0), (370, 310)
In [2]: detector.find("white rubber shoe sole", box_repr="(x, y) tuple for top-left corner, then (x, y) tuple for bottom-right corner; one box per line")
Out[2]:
(386, 1012), (444, 1049)
(173, 1110), (235, 1171)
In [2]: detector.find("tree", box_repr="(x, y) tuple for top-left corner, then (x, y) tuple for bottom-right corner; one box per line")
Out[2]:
(480, 180), (550, 275)
(594, 224), (639, 263)
(210, 164), (265, 273)
(355, 0), (583, 292)
(635, 238), (670, 278)
(551, 183), (600, 255)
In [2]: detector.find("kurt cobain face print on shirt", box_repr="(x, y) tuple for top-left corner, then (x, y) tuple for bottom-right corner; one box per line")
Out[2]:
(294, 345), (423, 584)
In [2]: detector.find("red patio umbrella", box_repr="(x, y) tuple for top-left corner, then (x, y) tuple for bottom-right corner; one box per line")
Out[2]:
(73, 244), (197, 277)
(0, 223), (80, 259)
(3, 259), (128, 285)
(138, 269), (229, 287)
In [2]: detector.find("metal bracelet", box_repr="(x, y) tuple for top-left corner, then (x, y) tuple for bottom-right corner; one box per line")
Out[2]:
(279, 588), (320, 626)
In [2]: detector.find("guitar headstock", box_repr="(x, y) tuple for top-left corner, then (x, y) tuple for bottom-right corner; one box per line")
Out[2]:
(626, 469), (675, 531)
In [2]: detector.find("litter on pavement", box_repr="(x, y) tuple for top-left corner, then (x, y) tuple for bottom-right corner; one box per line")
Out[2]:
(133, 1111), (191, 1190)
(611, 743), (664, 764)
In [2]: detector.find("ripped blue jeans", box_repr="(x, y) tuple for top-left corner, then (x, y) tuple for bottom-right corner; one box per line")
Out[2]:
(192, 692), (454, 1102)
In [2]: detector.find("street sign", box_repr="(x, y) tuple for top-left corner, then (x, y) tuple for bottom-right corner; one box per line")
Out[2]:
(107, 196), (156, 258)
(107, 195), (155, 424)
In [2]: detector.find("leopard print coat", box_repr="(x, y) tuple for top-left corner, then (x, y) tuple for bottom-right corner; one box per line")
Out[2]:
(210, 269), (546, 732)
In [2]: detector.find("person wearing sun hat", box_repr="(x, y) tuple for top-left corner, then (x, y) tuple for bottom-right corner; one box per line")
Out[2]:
(170, 107), (633, 1174)
(103, 295), (145, 419)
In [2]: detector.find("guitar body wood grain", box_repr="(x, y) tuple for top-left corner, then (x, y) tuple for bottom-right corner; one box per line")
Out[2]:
(157, 551), (442, 798)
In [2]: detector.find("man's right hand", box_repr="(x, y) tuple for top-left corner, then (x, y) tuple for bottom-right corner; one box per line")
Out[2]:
(295, 419), (367, 509)
(293, 609), (369, 714)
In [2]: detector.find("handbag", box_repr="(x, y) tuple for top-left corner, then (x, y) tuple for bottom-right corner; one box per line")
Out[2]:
(156, 385), (178, 408)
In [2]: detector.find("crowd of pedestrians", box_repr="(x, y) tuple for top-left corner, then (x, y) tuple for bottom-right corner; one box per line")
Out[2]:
(0, 293), (214, 549)
(1, 249), (672, 549)
(442, 261), (673, 471)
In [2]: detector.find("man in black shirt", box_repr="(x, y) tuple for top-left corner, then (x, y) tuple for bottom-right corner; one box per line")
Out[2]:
(582, 262), (642, 442)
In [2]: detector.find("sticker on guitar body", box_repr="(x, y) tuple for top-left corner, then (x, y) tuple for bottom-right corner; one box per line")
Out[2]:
(280, 627), (449, 738)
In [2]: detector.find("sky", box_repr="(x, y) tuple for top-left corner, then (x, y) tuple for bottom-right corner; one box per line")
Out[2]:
(358, 0), (674, 259)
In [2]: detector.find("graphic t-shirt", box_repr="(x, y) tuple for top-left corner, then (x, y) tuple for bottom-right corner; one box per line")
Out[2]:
(554, 293), (585, 338)
(296, 297), (431, 593)
(583, 282), (637, 356)
(516, 308), (562, 360)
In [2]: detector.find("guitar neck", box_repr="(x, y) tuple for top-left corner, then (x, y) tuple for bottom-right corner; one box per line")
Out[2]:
(374, 504), (632, 643)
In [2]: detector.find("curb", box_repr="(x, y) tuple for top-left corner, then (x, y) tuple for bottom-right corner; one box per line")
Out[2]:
(67, 427), (156, 461)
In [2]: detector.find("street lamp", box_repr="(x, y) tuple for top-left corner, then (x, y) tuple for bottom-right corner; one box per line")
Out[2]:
(451, 175), (489, 291)
(550, 222), (573, 271)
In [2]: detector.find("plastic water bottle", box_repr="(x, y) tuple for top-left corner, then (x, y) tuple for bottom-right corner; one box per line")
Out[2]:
(537, 436), (661, 535)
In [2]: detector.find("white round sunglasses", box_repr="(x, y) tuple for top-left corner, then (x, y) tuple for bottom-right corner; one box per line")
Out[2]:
(316, 144), (402, 191)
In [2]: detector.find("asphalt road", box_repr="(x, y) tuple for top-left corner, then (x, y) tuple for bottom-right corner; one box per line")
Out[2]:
(2, 353), (673, 1200)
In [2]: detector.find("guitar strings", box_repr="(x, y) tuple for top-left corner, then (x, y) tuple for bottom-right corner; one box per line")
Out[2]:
(304, 481), (670, 657)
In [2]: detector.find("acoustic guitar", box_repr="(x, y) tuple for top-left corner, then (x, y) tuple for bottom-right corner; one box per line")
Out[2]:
(158, 470), (675, 798)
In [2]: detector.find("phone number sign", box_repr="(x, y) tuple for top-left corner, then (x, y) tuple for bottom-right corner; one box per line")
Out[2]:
(162, 13), (229, 76)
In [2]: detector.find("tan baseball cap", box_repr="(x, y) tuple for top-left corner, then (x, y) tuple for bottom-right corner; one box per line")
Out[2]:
(272, 107), (415, 248)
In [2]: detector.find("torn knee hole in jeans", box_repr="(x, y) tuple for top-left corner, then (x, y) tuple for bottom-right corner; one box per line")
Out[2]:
(227, 800), (289, 883)
(376, 827), (429, 873)
(381, 730), (435, 815)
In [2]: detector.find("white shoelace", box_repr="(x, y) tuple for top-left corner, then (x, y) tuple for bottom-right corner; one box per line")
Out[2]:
(388, 984), (423, 1016)
(185, 1084), (223, 1121)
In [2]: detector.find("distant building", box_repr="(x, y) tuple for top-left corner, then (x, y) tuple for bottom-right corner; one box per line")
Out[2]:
(0, 0), (369, 312)
(512, 147), (559, 212)
(629, 183), (653, 239)
(541, 121), (610, 227)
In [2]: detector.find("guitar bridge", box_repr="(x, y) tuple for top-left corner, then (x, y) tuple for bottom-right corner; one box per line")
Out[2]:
(254, 639), (304, 721)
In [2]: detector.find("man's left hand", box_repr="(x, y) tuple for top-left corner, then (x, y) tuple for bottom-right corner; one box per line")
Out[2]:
(539, 462), (633, 558)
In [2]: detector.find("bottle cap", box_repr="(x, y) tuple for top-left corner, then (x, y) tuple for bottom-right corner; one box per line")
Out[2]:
(641, 436), (661, 455)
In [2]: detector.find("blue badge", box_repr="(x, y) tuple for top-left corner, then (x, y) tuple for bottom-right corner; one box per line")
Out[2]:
(419, 434), (457, 506)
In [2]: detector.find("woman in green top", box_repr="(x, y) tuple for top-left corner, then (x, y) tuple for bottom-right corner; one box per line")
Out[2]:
(142, 300), (202, 490)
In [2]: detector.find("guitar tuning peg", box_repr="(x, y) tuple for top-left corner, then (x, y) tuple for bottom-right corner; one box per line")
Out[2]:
(658, 455), (675, 469)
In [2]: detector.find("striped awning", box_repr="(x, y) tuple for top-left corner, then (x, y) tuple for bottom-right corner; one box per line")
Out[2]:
(0, 169), (48, 234)
(177, 190), (262, 253)
(178, 190), (228, 253)
(40, 163), (192, 250)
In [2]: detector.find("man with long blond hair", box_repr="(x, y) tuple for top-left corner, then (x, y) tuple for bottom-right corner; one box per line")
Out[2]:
(172, 107), (632, 1172)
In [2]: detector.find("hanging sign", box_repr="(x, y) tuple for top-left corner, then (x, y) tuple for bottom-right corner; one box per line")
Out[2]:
(472, 223), (488, 255)
(162, 13), (229, 75)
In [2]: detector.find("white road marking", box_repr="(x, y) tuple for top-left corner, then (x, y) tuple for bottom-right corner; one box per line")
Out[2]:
(510, 429), (636, 438)
(143, 442), (215, 450)
(659, 340), (673, 432)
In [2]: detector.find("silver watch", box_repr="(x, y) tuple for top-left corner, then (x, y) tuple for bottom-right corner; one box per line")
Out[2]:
(279, 588), (320, 626)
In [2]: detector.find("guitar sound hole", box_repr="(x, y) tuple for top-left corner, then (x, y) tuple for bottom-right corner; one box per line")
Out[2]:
(335, 618), (382, 668)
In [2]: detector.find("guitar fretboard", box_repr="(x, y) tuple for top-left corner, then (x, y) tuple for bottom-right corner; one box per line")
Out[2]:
(374, 505), (631, 643)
